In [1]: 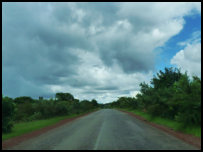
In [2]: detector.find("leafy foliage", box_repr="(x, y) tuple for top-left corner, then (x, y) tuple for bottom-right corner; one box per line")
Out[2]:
(172, 74), (201, 126)
(2, 67), (201, 134)
(2, 93), (99, 133)
(14, 96), (34, 104)
(107, 67), (201, 126)
(2, 96), (15, 133)
(55, 92), (74, 101)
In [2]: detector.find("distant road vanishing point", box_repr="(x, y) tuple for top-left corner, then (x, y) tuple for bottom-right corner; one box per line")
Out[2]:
(5, 109), (198, 150)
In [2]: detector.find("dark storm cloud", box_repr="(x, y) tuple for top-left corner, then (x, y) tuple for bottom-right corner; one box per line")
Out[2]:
(116, 52), (155, 73)
(2, 3), (83, 98)
(35, 25), (91, 50)
(2, 67), (53, 98)
(98, 44), (155, 73)
(81, 90), (107, 94)
(66, 78), (99, 88)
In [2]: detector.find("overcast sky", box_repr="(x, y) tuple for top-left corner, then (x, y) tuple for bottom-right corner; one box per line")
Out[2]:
(2, 2), (201, 103)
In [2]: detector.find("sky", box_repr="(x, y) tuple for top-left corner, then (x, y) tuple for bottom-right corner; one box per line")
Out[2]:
(2, 2), (201, 103)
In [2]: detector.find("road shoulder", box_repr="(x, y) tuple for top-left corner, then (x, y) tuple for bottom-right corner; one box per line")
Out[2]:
(117, 109), (201, 150)
(2, 110), (99, 150)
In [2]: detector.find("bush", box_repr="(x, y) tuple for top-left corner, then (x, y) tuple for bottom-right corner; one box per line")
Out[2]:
(172, 74), (201, 126)
(109, 67), (201, 127)
(54, 101), (69, 116)
(3, 93), (99, 124)
(27, 112), (42, 121)
(2, 96), (15, 133)
(14, 102), (35, 121)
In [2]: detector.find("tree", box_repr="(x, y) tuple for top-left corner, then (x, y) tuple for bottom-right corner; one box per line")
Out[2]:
(14, 96), (34, 104)
(80, 100), (94, 111)
(14, 102), (35, 121)
(91, 99), (98, 107)
(2, 96), (15, 133)
(137, 67), (183, 118)
(55, 93), (74, 101)
(173, 74), (201, 126)
(39, 96), (43, 101)
(151, 67), (182, 89)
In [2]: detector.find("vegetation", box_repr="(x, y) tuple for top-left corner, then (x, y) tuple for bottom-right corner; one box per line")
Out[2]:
(105, 67), (201, 137)
(118, 108), (201, 137)
(2, 92), (100, 135)
(2, 67), (201, 139)
(2, 96), (15, 133)
(2, 111), (98, 141)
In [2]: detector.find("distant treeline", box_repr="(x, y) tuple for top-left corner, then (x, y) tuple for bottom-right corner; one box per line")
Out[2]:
(2, 67), (201, 133)
(2, 93), (100, 133)
(105, 67), (201, 127)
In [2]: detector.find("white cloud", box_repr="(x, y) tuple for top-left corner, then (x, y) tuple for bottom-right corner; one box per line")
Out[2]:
(118, 2), (201, 22)
(3, 2), (201, 103)
(45, 47), (154, 103)
(130, 91), (141, 97)
(116, 2), (200, 54)
(92, 2), (201, 75)
(171, 43), (201, 77)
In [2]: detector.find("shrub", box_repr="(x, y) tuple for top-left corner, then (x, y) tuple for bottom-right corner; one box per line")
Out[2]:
(27, 112), (42, 121)
(14, 102), (35, 121)
(2, 96), (15, 133)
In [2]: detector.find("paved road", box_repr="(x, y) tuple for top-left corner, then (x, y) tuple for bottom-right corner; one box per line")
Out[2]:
(8, 109), (197, 150)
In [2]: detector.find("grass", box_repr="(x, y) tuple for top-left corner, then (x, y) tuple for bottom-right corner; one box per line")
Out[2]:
(117, 108), (201, 138)
(181, 126), (201, 137)
(2, 109), (99, 141)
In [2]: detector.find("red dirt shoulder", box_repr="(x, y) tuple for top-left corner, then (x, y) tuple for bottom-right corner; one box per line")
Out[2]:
(119, 109), (201, 150)
(2, 110), (97, 150)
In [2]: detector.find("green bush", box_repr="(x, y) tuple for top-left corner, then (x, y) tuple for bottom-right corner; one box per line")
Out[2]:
(3, 93), (99, 126)
(2, 96), (15, 133)
(27, 112), (42, 121)
(14, 102), (35, 121)
(109, 67), (201, 127)
(172, 74), (201, 126)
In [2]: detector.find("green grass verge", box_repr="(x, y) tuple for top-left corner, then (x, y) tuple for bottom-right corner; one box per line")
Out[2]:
(117, 108), (201, 138)
(2, 109), (99, 141)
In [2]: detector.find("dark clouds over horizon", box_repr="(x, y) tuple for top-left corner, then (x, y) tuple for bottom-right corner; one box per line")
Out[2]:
(2, 2), (201, 103)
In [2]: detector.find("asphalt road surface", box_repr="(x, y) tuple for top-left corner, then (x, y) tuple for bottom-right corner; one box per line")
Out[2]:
(8, 109), (198, 150)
